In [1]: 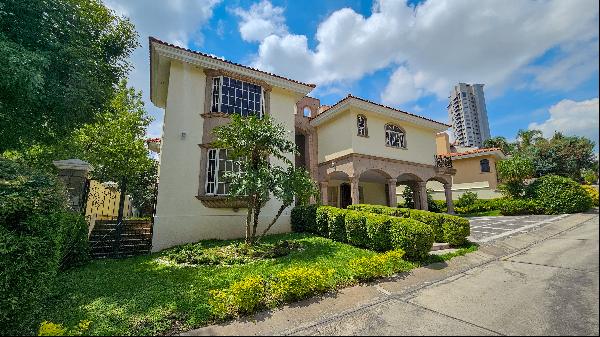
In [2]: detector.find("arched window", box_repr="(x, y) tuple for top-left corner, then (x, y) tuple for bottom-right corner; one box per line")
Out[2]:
(480, 159), (490, 172)
(357, 114), (368, 137)
(303, 107), (311, 117)
(385, 124), (406, 148)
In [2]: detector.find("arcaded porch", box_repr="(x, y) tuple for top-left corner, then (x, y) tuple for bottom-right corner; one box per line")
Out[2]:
(318, 153), (456, 213)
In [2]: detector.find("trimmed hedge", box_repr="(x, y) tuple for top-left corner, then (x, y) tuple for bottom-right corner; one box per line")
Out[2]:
(389, 217), (434, 260)
(344, 210), (369, 248)
(365, 213), (392, 252)
(499, 199), (544, 215)
(582, 185), (599, 207)
(291, 205), (434, 259)
(347, 204), (470, 247)
(349, 249), (410, 281)
(526, 175), (593, 214)
(290, 204), (317, 233)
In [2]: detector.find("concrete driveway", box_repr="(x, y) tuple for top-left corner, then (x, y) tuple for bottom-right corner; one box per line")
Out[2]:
(468, 213), (570, 243)
(183, 211), (599, 336)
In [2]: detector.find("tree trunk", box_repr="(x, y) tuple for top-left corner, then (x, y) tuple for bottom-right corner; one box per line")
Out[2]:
(245, 200), (253, 245)
(114, 177), (127, 258)
(257, 203), (288, 243)
(251, 195), (260, 244)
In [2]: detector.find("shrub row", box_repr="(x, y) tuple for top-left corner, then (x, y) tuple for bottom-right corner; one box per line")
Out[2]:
(347, 204), (470, 246)
(526, 175), (593, 214)
(292, 205), (434, 259)
(209, 266), (334, 319)
(581, 185), (599, 207)
(1, 157), (90, 334)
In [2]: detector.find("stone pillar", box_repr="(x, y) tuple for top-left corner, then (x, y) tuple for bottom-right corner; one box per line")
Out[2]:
(387, 179), (397, 207)
(53, 159), (93, 213)
(444, 183), (455, 214)
(417, 182), (428, 211)
(320, 181), (329, 205)
(350, 176), (360, 205)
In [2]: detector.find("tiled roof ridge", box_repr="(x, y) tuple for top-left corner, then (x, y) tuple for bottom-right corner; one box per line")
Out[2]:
(447, 147), (503, 157)
(149, 37), (316, 88)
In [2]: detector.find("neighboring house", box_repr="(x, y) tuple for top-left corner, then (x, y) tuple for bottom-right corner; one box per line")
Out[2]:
(148, 37), (456, 251)
(430, 132), (506, 200)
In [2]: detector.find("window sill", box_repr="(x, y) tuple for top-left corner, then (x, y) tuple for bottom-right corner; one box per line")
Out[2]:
(195, 195), (248, 209)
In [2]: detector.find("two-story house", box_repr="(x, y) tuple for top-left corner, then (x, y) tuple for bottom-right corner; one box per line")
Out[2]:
(149, 37), (456, 251)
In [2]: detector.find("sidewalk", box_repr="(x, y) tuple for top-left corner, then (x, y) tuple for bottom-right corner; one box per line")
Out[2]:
(182, 210), (599, 336)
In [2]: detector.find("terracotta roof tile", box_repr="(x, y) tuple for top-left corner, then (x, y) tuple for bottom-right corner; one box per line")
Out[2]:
(447, 147), (504, 157)
(149, 37), (316, 89)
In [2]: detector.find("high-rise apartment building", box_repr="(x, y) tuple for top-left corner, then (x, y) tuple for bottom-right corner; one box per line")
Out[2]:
(447, 83), (491, 148)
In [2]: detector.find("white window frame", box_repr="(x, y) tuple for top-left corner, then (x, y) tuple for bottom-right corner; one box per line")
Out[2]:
(205, 149), (243, 196)
(210, 76), (264, 118)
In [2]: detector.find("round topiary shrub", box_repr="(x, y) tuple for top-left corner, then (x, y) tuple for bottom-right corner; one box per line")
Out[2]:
(526, 175), (593, 214)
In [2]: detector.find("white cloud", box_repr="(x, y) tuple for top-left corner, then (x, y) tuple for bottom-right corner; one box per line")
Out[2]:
(248, 0), (598, 106)
(529, 98), (599, 145)
(103, 0), (221, 137)
(232, 0), (287, 42)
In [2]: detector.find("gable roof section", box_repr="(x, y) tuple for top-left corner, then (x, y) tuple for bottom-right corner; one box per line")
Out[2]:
(149, 37), (316, 107)
(310, 94), (450, 131)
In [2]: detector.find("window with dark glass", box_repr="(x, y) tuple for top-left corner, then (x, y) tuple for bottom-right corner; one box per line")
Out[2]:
(210, 76), (264, 117)
(357, 114), (368, 137)
(385, 124), (406, 148)
(205, 149), (243, 195)
(480, 159), (490, 173)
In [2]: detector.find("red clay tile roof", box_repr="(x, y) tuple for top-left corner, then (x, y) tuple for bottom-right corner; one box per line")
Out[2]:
(149, 37), (316, 89)
(316, 94), (450, 127)
(447, 147), (504, 157)
(146, 137), (161, 143)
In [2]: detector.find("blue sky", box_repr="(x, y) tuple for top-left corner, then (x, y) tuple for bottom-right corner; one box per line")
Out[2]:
(105, 0), (599, 147)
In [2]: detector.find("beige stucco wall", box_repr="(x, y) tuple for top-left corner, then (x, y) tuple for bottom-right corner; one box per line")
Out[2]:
(152, 61), (297, 252)
(316, 113), (354, 162)
(316, 108), (438, 166)
(326, 179), (387, 207)
(436, 132), (451, 155)
(452, 154), (499, 189)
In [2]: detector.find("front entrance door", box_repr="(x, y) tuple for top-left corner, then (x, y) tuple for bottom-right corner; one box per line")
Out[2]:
(340, 183), (352, 209)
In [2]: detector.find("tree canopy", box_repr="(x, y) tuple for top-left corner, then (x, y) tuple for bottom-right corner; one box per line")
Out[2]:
(0, 0), (138, 152)
(213, 114), (317, 245)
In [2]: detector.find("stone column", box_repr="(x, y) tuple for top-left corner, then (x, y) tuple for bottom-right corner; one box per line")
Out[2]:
(417, 181), (428, 211)
(444, 183), (455, 214)
(350, 176), (360, 205)
(53, 159), (93, 213)
(387, 179), (397, 207)
(320, 181), (329, 205)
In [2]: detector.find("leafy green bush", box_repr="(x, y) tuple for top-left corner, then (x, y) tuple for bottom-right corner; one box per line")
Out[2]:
(38, 320), (92, 336)
(441, 215), (470, 246)
(349, 249), (410, 281)
(0, 157), (91, 333)
(348, 204), (409, 217)
(526, 175), (593, 214)
(456, 191), (478, 208)
(56, 212), (90, 269)
(209, 276), (267, 319)
(326, 207), (347, 242)
(581, 185), (599, 207)
(268, 267), (333, 305)
(290, 204), (318, 233)
(431, 200), (447, 213)
(499, 199), (544, 215)
(454, 198), (503, 215)
(365, 213), (392, 251)
(344, 210), (369, 247)
(315, 206), (335, 237)
(407, 209), (444, 242)
(389, 217), (434, 260)
(497, 156), (535, 198)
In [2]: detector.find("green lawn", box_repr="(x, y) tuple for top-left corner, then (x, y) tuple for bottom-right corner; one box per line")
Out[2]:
(34, 233), (475, 336)
(458, 210), (502, 218)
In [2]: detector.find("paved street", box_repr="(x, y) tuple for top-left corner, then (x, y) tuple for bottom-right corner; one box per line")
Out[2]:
(186, 211), (599, 336)
(468, 214), (570, 243)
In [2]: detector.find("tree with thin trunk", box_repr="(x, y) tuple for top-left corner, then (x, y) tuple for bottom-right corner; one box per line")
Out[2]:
(213, 114), (317, 245)
(75, 80), (154, 256)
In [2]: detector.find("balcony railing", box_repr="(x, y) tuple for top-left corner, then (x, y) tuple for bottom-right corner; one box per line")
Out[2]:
(435, 155), (453, 169)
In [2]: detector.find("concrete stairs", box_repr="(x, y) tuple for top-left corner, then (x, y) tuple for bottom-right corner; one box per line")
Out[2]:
(89, 220), (152, 259)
